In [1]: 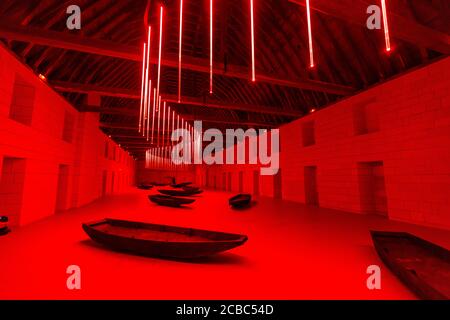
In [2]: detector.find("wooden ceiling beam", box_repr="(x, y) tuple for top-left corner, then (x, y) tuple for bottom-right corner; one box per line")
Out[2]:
(289, 0), (450, 55)
(0, 22), (354, 95)
(94, 106), (277, 127)
(52, 81), (304, 117)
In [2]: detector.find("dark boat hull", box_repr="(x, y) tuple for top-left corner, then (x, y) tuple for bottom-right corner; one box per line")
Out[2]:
(158, 189), (203, 197)
(0, 227), (9, 236)
(152, 183), (168, 187)
(171, 182), (193, 188)
(137, 184), (153, 190)
(149, 195), (195, 207)
(0, 217), (9, 236)
(229, 194), (252, 208)
(182, 186), (201, 192)
(371, 231), (450, 300)
(82, 218), (248, 259)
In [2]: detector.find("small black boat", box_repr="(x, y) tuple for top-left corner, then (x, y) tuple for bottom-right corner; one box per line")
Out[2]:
(158, 188), (203, 197)
(0, 216), (9, 236)
(229, 194), (252, 208)
(137, 184), (153, 190)
(171, 182), (193, 188)
(149, 195), (195, 207)
(182, 186), (201, 193)
(371, 231), (450, 300)
(151, 182), (169, 187)
(82, 218), (248, 259)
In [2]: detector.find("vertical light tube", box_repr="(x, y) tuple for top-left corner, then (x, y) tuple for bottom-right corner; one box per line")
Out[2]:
(172, 111), (175, 169)
(209, 0), (213, 94)
(166, 146), (169, 169)
(151, 88), (156, 143)
(145, 26), (152, 136)
(148, 149), (153, 167)
(152, 148), (155, 168)
(306, 0), (314, 68)
(177, 113), (180, 165)
(157, 96), (161, 147)
(142, 44), (149, 136)
(178, 0), (184, 103)
(250, 0), (256, 81)
(157, 148), (159, 169)
(381, 0), (391, 52)
(162, 101), (167, 147)
(182, 119), (185, 165)
(139, 43), (147, 132)
(167, 107), (171, 166)
(157, 6), (164, 103)
(167, 106), (171, 146)
(146, 79), (152, 141)
(190, 125), (193, 162)
(143, 26), (152, 136)
(172, 110), (175, 146)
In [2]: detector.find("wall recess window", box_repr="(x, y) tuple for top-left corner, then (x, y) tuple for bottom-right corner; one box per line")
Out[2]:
(62, 111), (75, 143)
(104, 142), (109, 158)
(302, 121), (316, 147)
(353, 99), (380, 135)
(0, 157), (27, 227)
(9, 74), (36, 126)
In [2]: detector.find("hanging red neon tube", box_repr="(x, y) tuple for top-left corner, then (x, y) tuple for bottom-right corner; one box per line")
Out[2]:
(139, 43), (147, 133)
(157, 6), (164, 102)
(172, 110), (175, 146)
(143, 26), (152, 136)
(162, 101), (167, 147)
(157, 96), (161, 146)
(167, 105), (171, 143)
(146, 79), (152, 141)
(306, 0), (314, 68)
(209, 0), (213, 94)
(381, 0), (391, 52)
(151, 88), (156, 143)
(178, 0), (184, 103)
(250, 0), (256, 81)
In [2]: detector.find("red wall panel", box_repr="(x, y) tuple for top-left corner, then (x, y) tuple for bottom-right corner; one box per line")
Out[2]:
(0, 45), (135, 227)
(204, 57), (450, 230)
(280, 57), (450, 229)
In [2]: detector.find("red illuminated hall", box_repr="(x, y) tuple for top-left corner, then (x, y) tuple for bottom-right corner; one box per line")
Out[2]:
(0, 0), (449, 301)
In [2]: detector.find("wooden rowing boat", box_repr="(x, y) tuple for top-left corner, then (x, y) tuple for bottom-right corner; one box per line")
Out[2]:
(151, 182), (168, 187)
(82, 218), (248, 259)
(0, 216), (9, 236)
(371, 231), (450, 300)
(137, 184), (153, 190)
(171, 182), (193, 188)
(182, 186), (201, 193)
(229, 194), (252, 209)
(158, 188), (203, 197)
(148, 195), (195, 207)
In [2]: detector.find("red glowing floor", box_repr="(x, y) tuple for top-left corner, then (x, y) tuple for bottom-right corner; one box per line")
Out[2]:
(1, 188), (449, 300)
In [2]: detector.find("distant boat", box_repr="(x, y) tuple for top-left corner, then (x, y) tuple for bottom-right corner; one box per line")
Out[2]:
(158, 188), (203, 197)
(137, 184), (153, 190)
(171, 182), (193, 188)
(151, 182), (168, 187)
(82, 218), (248, 259)
(148, 195), (195, 207)
(229, 194), (252, 209)
(182, 186), (201, 193)
(371, 231), (450, 300)
(0, 216), (9, 236)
